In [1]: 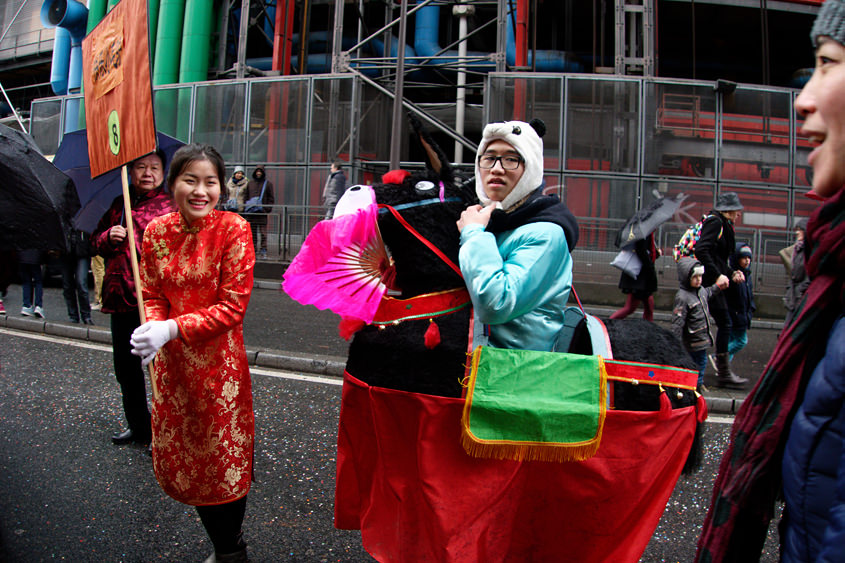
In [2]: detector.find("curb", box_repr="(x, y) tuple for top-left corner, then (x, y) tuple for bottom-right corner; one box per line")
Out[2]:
(1, 308), (742, 416)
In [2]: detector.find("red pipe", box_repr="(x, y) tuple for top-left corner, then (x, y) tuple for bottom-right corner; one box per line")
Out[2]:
(272, 0), (296, 74)
(513, 0), (529, 120)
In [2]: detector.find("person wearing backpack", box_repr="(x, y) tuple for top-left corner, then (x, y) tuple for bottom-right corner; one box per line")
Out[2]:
(244, 166), (275, 259)
(693, 191), (748, 388)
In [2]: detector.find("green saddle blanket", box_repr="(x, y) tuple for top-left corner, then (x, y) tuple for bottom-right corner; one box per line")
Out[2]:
(461, 346), (607, 463)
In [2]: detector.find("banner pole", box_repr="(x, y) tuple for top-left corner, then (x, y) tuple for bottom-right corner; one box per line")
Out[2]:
(121, 164), (160, 401)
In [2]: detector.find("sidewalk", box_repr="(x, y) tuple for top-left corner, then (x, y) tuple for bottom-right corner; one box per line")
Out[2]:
(2, 279), (781, 416)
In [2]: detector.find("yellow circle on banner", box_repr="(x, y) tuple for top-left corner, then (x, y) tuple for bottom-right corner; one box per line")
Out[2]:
(107, 110), (121, 155)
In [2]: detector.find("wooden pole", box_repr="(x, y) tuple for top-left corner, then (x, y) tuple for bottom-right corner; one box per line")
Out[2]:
(120, 165), (160, 401)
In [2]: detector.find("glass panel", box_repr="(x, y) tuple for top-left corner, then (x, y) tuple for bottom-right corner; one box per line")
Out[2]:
(562, 175), (637, 256)
(643, 81), (717, 178)
(248, 78), (309, 164)
(311, 77), (354, 164)
(358, 82), (392, 163)
(720, 185), (789, 231)
(720, 89), (792, 185)
(487, 75), (564, 168)
(193, 82), (246, 163)
(641, 180), (715, 250)
(154, 86), (192, 143)
(792, 192), (822, 226)
(793, 90), (813, 188)
(565, 78), (640, 174)
(29, 98), (62, 154)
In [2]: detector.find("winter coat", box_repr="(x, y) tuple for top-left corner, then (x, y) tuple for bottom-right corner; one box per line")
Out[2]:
(221, 174), (248, 212)
(726, 252), (755, 331)
(781, 313), (845, 563)
(617, 234), (658, 299)
(694, 210), (736, 288)
(17, 249), (43, 265)
(459, 189), (578, 352)
(322, 170), (347, 208)
(671, 257), (720, 352)
(65, 229), (92, 259)
(784, 240), (810, 322)
(244, 166), (275, 225)
(91, 186), (177, 314)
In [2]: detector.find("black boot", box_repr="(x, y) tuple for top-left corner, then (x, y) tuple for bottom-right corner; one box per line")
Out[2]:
(203, 547), (248, 563)
(714, 352), (748, 388)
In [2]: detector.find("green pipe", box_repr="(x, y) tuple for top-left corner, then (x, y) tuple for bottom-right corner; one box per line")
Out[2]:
(148, 0), (161, 65)
(153, 0), (185, 86)
(106, 0), (120, 12)
(86, 0), (107, 33)
(178, 0), (213, 83)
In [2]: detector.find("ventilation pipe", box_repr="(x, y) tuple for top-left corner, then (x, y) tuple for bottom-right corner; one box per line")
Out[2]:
(154, 0), (185, 86)
(47, 26), (70, 95)
(41, 0), (89, 133)
(414, 4), (495, 72)
(85, 0), (107, 33)
(41, 0), (88, 94)
(505, 3), (582, 72)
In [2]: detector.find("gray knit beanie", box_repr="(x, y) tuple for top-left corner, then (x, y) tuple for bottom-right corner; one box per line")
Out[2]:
(812, 0), (845, 48)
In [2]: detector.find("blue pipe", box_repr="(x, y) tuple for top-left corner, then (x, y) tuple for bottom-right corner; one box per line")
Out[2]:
(413, 5), (495, 71)
(504, 6), (582, 72)
(48, 26), (70, 95)
(41, 0), (89, 132)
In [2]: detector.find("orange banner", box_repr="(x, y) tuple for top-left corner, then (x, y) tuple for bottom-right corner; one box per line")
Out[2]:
(82, 0), (156, 178)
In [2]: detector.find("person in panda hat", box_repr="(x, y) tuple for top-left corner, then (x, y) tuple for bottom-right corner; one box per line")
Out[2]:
(456, 118), (579, 351)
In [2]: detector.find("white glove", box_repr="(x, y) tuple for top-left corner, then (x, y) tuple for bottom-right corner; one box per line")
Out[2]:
(130, 319), (178, 367)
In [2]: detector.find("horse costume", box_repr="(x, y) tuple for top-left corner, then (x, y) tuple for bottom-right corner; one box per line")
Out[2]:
(283, 117), (705, 562)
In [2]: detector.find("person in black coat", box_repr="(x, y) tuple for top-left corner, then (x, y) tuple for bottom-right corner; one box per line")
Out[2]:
(610, 232), (660, 321)
(725, 242), (755, 362)
(693, 191), (748, 388)
(61, 229), (94, 324)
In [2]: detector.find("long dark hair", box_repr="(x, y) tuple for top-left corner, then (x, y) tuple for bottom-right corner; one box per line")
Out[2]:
(166, 143), (226, 188)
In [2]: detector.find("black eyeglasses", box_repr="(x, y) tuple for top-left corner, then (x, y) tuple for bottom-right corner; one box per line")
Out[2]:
(478, 155), (523, 170)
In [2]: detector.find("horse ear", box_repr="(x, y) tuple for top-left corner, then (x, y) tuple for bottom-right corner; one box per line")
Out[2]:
(409, 113), (453, 182)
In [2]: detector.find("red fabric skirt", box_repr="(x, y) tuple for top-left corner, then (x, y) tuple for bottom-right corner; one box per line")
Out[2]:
(335, 372), (696, 563)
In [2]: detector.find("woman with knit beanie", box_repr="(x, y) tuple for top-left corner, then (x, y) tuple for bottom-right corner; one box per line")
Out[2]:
(456, 119), (579, 351)
(696, 1), (845, 561)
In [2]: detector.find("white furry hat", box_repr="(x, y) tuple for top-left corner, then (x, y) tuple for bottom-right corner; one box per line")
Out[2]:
(475, 119), (545, 211)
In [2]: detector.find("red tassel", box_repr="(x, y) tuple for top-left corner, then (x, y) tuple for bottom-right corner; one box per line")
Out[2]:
(658, 385), (672, 420)
(424, 319), (441, 349)
(382, 169), (411, 185)
(696, 392), (709, 422)
(338, 317), (366, 340)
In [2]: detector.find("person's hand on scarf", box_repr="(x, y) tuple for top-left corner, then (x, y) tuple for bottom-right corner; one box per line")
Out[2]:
(131, 319), (179, 367)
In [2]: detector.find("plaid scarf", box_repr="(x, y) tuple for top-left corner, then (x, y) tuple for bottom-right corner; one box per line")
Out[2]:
(696, 187), (845, 562)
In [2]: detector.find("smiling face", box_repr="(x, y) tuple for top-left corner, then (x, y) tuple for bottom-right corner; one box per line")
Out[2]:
(130, 154), (164, 193)
(795, 37), (845, 199)
(478, 140), (525, 203)
(172, 158), (221, 224)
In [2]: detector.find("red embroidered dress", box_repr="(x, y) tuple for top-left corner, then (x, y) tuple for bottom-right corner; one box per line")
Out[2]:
(140, 209), (255, 506)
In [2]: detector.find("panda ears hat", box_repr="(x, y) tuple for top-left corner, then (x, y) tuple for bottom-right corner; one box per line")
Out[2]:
(475, 118), (546, 211)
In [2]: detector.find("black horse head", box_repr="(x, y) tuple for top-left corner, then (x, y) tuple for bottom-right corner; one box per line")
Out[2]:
(371, 115), (477, 298)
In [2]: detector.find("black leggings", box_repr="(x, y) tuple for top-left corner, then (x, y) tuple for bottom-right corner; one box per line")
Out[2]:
(196, 496), (248, 554)
(708, 291), (732, 354)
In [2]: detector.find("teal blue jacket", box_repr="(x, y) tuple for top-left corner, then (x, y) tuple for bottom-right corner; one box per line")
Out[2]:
(459, 221), (573, 351)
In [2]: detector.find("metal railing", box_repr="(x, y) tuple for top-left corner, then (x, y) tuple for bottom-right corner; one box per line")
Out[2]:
(257, 204), (793, 298)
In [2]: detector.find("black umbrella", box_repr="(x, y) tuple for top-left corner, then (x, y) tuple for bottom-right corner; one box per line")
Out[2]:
(0, 124), (80, 252)
(615, 193), (687, 249)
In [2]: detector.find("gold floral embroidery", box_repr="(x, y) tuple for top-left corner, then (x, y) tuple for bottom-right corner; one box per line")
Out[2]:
(152, 238), (170, 259)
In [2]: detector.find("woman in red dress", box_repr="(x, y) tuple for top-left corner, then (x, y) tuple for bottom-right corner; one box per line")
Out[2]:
(130, 144), (255, 562)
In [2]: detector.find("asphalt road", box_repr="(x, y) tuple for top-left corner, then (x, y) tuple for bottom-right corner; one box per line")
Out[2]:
(0, 329), (783, 562)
